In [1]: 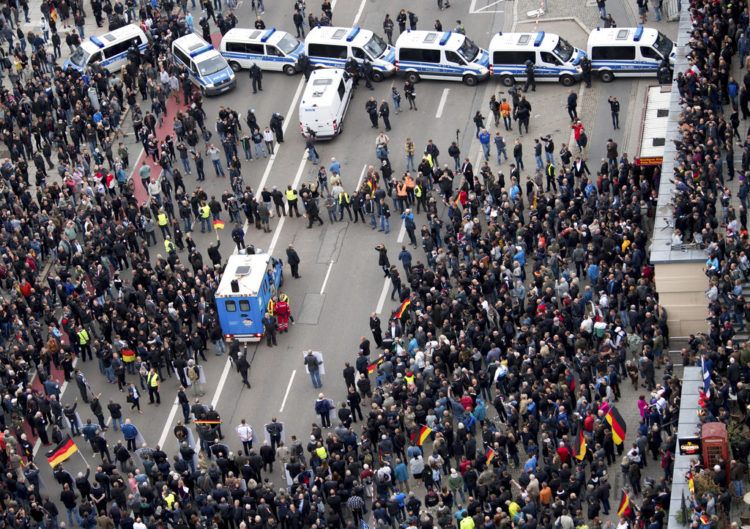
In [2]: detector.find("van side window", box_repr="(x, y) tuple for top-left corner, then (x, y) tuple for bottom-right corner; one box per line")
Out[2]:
(174, 48), (190, 65)
(226, 42), (246, 53)
(266, 45), (283, 56)
(492, 51), (535, 64)
(225, 300), (237, 312)
(103, 40), (127, 59)
(445, 51), (464, 64)
(540, 52), (561, 65)
(190, 60), (199, 74)
(309, 43), (347, 59)
(352, 47), (366, 59)
(239, 300), (251, 312)
(399, 48), (440, 63)
(640, 46), (661, 60)
(591, 46), (635, 60)
(90, 51), (102, 64)
(338, 80), (346, 99)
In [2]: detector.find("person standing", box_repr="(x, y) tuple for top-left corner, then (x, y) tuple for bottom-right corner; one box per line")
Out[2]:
(263, 312), (278, 346)
(293, 9), (305, 37)
(383, 14), (394, 45)
(237, 353), (251, 388)
(404, 81), (417, 110)
(305, 351), (322, 388)
(248, 63), (263, 93)
(608, 96), (620, 129)
(286, 185), (301, 217)
(523, 60), (536, 92)
(567, 90), (578, 122)
(146, 367), (160, 405)
(379, 100), (391, 131)
(286, 245), (301, 278)
(236, 419), (254, 455)
(314, 393), (334, 428)
(366, 97), (379, 128)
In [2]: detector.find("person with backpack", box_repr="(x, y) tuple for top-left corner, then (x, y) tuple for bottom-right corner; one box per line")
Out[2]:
(314, 393), (334, 428)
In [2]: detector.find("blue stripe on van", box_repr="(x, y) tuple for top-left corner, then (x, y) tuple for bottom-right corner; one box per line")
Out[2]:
(221, 51), (295, 64)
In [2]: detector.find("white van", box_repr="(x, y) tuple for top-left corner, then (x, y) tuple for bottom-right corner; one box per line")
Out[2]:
(587, 26), (675, 82)
(220, 27), (304, 75)
(64, 24), (148, 73)
(488, 31), (585, 87)
(298, 68), (354, 140)
(394, 30), (489, 86)
(304, 26), (395, 81)
(172, 33), (236, 96)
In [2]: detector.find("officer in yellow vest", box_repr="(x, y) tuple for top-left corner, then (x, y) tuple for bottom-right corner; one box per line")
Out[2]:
(414, 183), (425, 214)
(146, 367), (161, 405)
(76, 327), (91, 361)
(286, 185), (301, 217)
(164, 238), (176, 255)
(199, 203), (212, 233)
(157, 209), (171, 239)
(404, 371), (415, 386)
(314, 443), (328, 461)
(338, 190), (352, 221)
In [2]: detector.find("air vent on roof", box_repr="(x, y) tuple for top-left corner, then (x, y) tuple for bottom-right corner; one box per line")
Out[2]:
(188, 42), (204, 51)
(652, 138), (666, 147)
(518, 35), (531, 45)
(235, 265), (251, 276)
(332, 29), (346, 40)
(249, 30), (262, 39)
(423, 33), (438, 44)
(616, 29), (629, 40)
(103, 34), (116, 42)
(657, 109), (668, 118)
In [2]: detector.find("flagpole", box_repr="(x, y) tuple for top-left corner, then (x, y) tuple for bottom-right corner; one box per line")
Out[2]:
(77, 449), (91, 468)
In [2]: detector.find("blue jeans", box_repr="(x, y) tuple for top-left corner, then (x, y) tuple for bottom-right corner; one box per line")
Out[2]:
(66, 506), (82, 527)
(183, 217), (192, 232)
(481, 143), (490, 160)
(254, 143), (266, 157)
(405, 154), (415, 171)
(111, 417), (122, 431)
(535, 155), (543, 170)
(310, 370), (322, 388)
(308, 147), (319, 164)
(497, 147), (508, 163)
(181, 157), (191, 173)
(380, 215), (390, 233)
(734, 479), (744, 497)
(545, 152), (554, 165)
(243, 144), (253, 160)
(212, 159), (225, 177)
(214, 339), (226, 355)
(200, 217), (212, 232)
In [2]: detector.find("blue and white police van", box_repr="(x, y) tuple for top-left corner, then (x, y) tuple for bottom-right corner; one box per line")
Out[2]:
(220, 27), (304, 75)
(304, 26), (396, 82)
(64, 24), (148, 73)
(488, 31), (585, 87)
(394, 30), (489, 86)
(587, 26), (675, 82)
(215, 253), (284, 342)
(172, 33), (236, 96)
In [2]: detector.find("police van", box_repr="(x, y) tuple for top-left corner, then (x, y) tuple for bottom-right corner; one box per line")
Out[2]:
(220, 27), (304, 75)
(488, 31), (585, 87)
(215, 253), (283, 342)
(587, 26), (675, 82)
(394, 30), (489, 86)
(298, 68), (354, 140)
(172, 33), (236, 96)
(64, 24), (148, 73)
(304, 26), (396, 81)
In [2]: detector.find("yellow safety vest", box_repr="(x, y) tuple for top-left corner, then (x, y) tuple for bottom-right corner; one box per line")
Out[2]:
(286, 189), (297, 201)
(147, 372), (159, 387)
(414, 185), (423, 198)
(315, 446), (328, 460)
(339, 192), (349, 205)
(163, 492), (175, 510)
(200, 205), (210, 219)
(165, 240), (175, 253)
(77, 329), (89, 345)
(404, 374), (414, 385)
(157, 213), (168, 226)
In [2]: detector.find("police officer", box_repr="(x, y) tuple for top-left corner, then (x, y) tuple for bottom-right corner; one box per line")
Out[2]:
(361, 59), (374, 90)
(365, 97), (378, 128)
(157, 209), (171, 239)
(164, 237), (177, 255)
(249, 63), (263, 93)
(200, 202), (212, 232)
(286, 185), (301, 217)
(523, 60), (536, 92)
(657, 56), (672, 85)
(580, 56), (592, 87)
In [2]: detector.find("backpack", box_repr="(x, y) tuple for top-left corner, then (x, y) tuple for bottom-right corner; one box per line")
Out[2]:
(314, 399), (328, 414)
(187, 366), (199, 382)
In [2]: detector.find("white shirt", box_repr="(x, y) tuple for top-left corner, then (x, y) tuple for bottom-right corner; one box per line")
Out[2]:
(134, 522), (148, 529)
(236, 424), (253, 442)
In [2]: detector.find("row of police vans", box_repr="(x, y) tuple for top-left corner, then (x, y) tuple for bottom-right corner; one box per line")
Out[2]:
(64, 23), (675, 93)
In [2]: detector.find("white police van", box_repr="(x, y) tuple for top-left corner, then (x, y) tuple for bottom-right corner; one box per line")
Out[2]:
(220, 27), (304, 75)
(172, 33), (236, 96)
(304, 26), (396, 81)
(587, 26), (675, 82)
(64, 24), (148, 73)
(488, 31), (585, 87)
(394, 30), (489, 86)
(298, 68), (354, 140)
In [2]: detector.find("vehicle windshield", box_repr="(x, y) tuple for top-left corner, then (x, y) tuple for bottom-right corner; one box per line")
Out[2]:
(553, 37), (575, 63)
(277, 33), (300, 55)
(458, 37), (480, 62)
(654, 32), (674, 58)
(69, 46), (90, 67)
(198, 55), (228, 76)
(363, 34), (388, 59)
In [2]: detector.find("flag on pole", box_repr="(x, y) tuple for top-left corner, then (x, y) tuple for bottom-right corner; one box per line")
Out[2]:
(617, 491), (632, 517)
(604, 406), (627, 445)
(485, 447), (496, 466)
(574, 429), (587, 461)
(410, 425), (432, 446)
(367, 356), (385, 374)
(701, 356), (712, 397)
(213, 219), (226, 230)
(394, 298), (411, 320)
(46, 435), (78, 468)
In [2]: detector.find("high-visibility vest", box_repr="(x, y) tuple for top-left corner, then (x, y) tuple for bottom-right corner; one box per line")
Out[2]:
(414, 185), (423, 198)
(315, 446), (328, 460)
(339, 192), (349, 205)
(147, 372), (159, 387)
(404, 374), (414, 385)
(200, 205), (210, 219)
(163, 492), (175, 510)
(157, 213), (168, 226)
(165, 240), (175, 253)
(286, 189), (297, 201)
(77, 329), (90, 345)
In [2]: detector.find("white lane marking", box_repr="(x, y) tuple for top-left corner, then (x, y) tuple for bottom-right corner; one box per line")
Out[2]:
(375, 278), (391, 314)
(279, 370), (297, 412)
(268, 154), (308, 255)
(397, 221), (406, 243)
(435, 89), (450, 119)
(320, 260), (334, 294)
(211, 358), (233, 409)
(352, 0), (367, 25)
(157, 400), (180, 448)
(356, 164), (367, 190)
(470, 0), (505, 13)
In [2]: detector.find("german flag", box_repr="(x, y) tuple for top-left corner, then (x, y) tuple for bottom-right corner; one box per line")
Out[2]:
(394, 299), (410, 320)
(574, 429), (587, 461)
(122, 348), (136, 362)
(605, 407), (627, 446)
(367, 356), (385, 374)
(687, 471), (695, 494)
(47, 436), (78, 468)
(617, 491), (631, 517)
(485, 447), (496, 466)
(410, 425), (432, 446)
(213, 219), (225, 230)
(193, 419), (222, 425)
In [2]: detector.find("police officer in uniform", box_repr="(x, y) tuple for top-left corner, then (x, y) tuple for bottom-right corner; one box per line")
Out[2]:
(249, 63), (263, 93)
(523, 60), (536, 92)
(361, 59), (374, 90)
(157, 209), (171, 239)
(580, 56), (592, 87)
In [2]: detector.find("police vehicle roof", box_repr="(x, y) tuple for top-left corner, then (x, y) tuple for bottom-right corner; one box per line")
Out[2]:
(488, 31), (559, 51)
(173, 33), (220, 60)
(216, 253), (273, 298)
(306, 25), (376, 46)
(395, 30), (467, 50)
(223, 27), (288, 46)
(589, 26), (658, 46)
